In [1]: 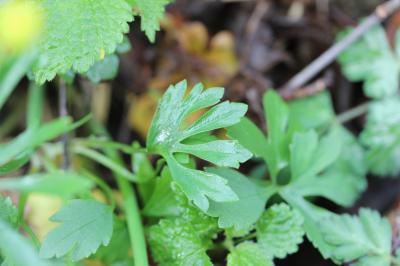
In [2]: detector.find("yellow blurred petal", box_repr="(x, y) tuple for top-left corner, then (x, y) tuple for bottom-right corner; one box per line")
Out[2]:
(91, 189), (108, 204)
(91, 83), (111, 123)
(0, 1), (43, 52)
(210, 31), (235, 51)
(177, 22), (208, 54)
(128, 92), (159, 138)
(26, 193), (62, 241)
(204, 31), (239, 81)
(84, 260), (105, 266)
(99, 48), (106, 60)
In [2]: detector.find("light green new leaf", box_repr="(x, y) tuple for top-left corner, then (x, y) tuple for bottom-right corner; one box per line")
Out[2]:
(263, 90), (290, 179)
(288, 91), (335, 131)
(319, 208), (392, 266)
(227, 117), (269, 159)
(227, 242), (274, 266)
(32, 0), (133, 83)
(0, 197), (18, 227)
(0, 172), (93, 198)
(360, 97), (400, 176)
(0, 219), (49, 266)
(290, 128), (365, 207)
(206, 167), (274, 230)
(142, 168), (180, 217)
(289, 131), (318, 180)
(147, 80), (251, 211)
(133, 0), (170, 42)
(256, 203), (304, 259)
(314, 127), (367, 207)
(40, 200), (113, 261)
(338, 26), (399, 99)
(290, 129), (341, 181)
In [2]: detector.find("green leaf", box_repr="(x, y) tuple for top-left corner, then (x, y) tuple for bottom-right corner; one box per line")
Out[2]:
(288, 91), (335, 131)
(32, 0), (133, 83)
(319, 208), (392, 265)
(0, 115), (91, 167)
(289, 130), (318, 181)
(227, 117), (268, 159)
(40, 200), (113, 261)
(338, 25), (399, 99)
(132, 145), (156, 182)
(0, 151), (32, 175)
(175, 140), (251, 168)
(0, 197), (18, 227)
(318, 126), (367, 206)
(147, 187), (218, 266)
(0, 172), (93, 198)
(86, 54), (119, 83)
(142, 168), (180, 217)
(133, 0), (170, 42)
(206, 167), (274, 230)
(147, 218), (213, 266)
(0, 219), (49, 266)
(27, 83), (44, 131)
(290, 129), (341, 181)
(146, 80), (250, 211)
(227, 242), (274, 266)
(289, 128), (365, 207)
(360, 97), (400, 176)
(256, 203), (304, 259)
(263, 90), (290, 180)
(0, 50), (37, 111)
(281, 189), (335, 259)
(93, 218), (131, 264)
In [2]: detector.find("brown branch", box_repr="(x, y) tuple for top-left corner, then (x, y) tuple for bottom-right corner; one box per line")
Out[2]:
(280, 0), (400, 94)
(282, 71), (333, 100)
(59, 78), (70, 170)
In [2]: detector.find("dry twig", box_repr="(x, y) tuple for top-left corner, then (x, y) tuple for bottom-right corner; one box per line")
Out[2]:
(280, 0), (400, 94)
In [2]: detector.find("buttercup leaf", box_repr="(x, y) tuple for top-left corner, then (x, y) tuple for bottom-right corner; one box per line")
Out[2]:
(147, 80), (251, 211)
(40, 200), (113, 261)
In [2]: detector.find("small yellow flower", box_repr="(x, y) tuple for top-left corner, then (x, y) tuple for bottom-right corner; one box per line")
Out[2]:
(0, 0), (43, 52)
(99, 48), (106, 60)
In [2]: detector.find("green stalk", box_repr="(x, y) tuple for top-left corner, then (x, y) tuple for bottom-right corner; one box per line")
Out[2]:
(89, 120), (149, 266)
(116, 175), (148, 266)
(335, 102), (369, 124)
(74, 145), (139, 182)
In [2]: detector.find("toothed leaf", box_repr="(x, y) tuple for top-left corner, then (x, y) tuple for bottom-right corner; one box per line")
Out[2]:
(32, 0), (133, 83)
(40, 200), (113, 261)
(256, 203), (304, 259)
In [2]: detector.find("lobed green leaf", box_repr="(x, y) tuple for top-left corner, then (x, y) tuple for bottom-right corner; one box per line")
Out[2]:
(40, 200), (113, 261)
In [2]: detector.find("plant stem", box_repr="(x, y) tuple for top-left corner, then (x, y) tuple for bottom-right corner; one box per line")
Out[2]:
(89, 121), (149, 266)
(59, 78), (70, 170)
(116, 176), (148, 266)
(21, 223), (40, 248)
(235, 232), (257, 244)
(73, 145), (140, 182)
(82, 169), (117, 210)
(336, 102), (369, 124)
(17, 192), (40, 248)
